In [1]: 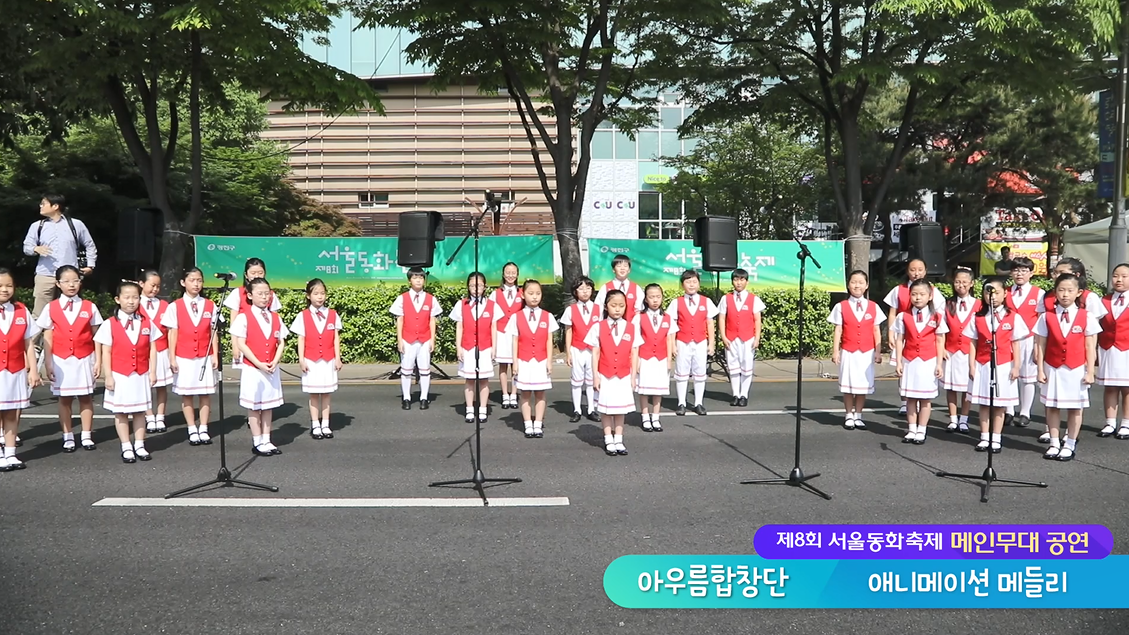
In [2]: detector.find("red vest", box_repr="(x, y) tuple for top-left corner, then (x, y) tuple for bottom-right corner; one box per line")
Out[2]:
(173, 298), (216, 359)
(894, 285), (912, 314)
(900, 311), (941, 361)
(0, 303), (30, 372)
(48, 298), (96, 359)
(302, 308), (338, 362)
(944, 298), (981, 354)
(567, 303), (598, 352)
(1044, 309), (1089, 369)
(244, 311), (281, 364)
(973, 312), (1017, 365)
(1099, 295), (1129, 351)
(597, 321), (634, 378)
(724, 293), (758, 341)
(400, 291), (435, 343)
(1005, 285), (1040, 328)
(839, 299), (877, 353)
(491, 287), (523, 336)
(459, 299), (496, 350)
(603, 280), (641, 321)
(638, 311), (672, 361)
(140, 298), (169, 353)
(109, 316), (152, 375)
(515, 310), (550, 362)
(675, 295), (709, 344)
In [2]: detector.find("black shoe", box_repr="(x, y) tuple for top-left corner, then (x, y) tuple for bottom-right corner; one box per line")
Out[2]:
(693, 404), (707, 416)
(616, 446), (628, 456)
(322, 429), (334, 439)
(62, 441), (77, 453)
(311, 428), (324, 440)
(605, 444), (617, 456)
(137, 451), (152, 462)
(82, 440), (96, 451)
(270, 446), (282, 455)
(1015, 415), (1030, 428)
(990, 445), (1002, 454)
(121, 450), (137, 464)
(587, 411), (601, 423)
(534, 429), (544, 438)
(569, 411), (582, 423)
(738, 397), (748, 407)
(419, 399), (430, 410)
(402, 399), (411, 410)
(676, 404), (687, 416)
(253, 445), (273, 457)
(652, 422), (663, 432)
(730, 396), (740, 407)
(1004, 413), (1014, 426)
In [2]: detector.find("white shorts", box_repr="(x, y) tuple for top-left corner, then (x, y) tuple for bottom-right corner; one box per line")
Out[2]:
(569, 347), (594, 387)
(838, 350), (876, 395)
(1040, 364), (1090, 409)
(458, 347), (494, 379)
(104, 372), (152, 414)
(899, 357), (940, 400)
(1098, 347), (1129, 387)
(674, 340), (708, 382)
(400, 341), (432, 372)
(51, 354), (96, 396)
(726, 339), (756, 376)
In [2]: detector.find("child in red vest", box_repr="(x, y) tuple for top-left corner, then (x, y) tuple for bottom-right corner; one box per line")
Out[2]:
(162, 268), (220, 447)
(390, 267), (442, 410)
(224, 258), (281, 370)
(1003, 257), (1043, 429)
(585, 290), (640, 455)
(560, 276), (600, 423)
(594, 254), (644, 322)
(290, 278), (342, 440)
(506, 279), (559, 438)
(883, 258), (946, 414)
(37, 264), (102, 452)
(1034, 273), (1099, 461)
(0, 268), (40, 471)
(893, 279), (948, 444)
(1098, 263), (1129, 439)
(231, 278), (288, 457)
(829, 270), (884, 429)
(451, 272), (503, 423)
(94, 281), (160, 464)
(667, 269), (717, 415)
(718, 268), (764, 407)
(491, 262), (522, 410)
(941, 267), (980, 433)
(139, 270), (172, 434)
(635, 283), (675, 432)
(965, 277), (1027, 453)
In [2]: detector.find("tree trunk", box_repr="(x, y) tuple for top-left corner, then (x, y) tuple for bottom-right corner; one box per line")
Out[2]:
(189, 30), (203, 235)
(556, 200), (584, 292)
(159, 218), (190, 293)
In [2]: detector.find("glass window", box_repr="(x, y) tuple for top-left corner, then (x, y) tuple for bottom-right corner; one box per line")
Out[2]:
(662, 194), (682, 221)
(683, 137), (699, 154)
(639, 222), (661, 239)
(637, 131), (660, 161)
(615, 131), (636, 160)
(661, 107), (683, 130)
(591, 130), (614, 160)
(661, 221), (686, 239)
(639, 191), (660, 220)
(660, 131), (681, 158)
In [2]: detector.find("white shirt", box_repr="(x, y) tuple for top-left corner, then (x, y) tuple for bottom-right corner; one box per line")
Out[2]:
(594, 279), (645, 313)
(93, 310), (163, 347)
(504, 307), (560, 337)
(448, 297), (505, 324)
(951, 296), (976, 323)
(962, 307), (1031, 340)
(1032, 305), (1102, 339)
(289, 307), (343, 337)
(827, 298), (887, 326)
(223, 288), (281, 313)
(161, 294), (211, 330)
(583, 318), (642, 350)
(717, 290), (766, 316)
(559, 300), (597, 326)
(36, 295), (103, 330)
(882, 285), (946, 313)
(229, 309), (290, 341)
(0, 302), (41, 339)
(389, 290), (443, 317)
(1111, 291), (1129, 320)
(891, 308), (950, 337)
(634, 308), (679, 336)
(665, 294), (720, 324)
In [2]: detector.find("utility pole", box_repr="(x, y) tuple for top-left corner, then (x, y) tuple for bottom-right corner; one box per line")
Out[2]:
(1107, 1), (1129, 285)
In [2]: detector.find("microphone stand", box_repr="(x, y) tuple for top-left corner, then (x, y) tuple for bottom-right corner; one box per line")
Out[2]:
(706, 271), (731, 380)
(430, 202), (521, 504)
(742, 236), (831, 499)
(166, 278), (278, 498)
(935, 288), (1046, 503)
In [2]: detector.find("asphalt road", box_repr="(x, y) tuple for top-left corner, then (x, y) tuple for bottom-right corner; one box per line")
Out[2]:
(2, 379), (1127, 634)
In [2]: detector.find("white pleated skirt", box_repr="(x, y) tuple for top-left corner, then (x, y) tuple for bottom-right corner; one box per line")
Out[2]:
(596, 375), (635, 414)
(172, 356), (217, 396)
(104, 372), (152, 414)
(239, 367), (284, 411)
(494, 320), (515, 364)
(514, 358), (552, 391)
(1016, 337), (1038, 383)
(838, 350), (876, 395)
(458, 347), (494, 379)
(51, 354), (96, 396)
(152, 350), (173, 388)
(969, 361), (1019, 407)
(942, 350), (972, 393)
(0, 369), (31, 411)
(301, 359), (338, 394)
(636, 357), (671, 395)
(1098, 347), (1129, 387)
(1040, 364), (1090, 409)
(899, 357), (940, 400)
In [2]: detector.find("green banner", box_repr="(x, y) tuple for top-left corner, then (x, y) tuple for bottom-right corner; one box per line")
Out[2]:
(194, 235), (554, 288)
(586, 239), (846, 291)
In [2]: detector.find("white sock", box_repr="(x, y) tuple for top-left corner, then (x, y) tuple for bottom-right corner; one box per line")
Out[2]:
(146, 415), (156, 425)
(312, 420), (319, 429)
(134, 440), (145, 449)
(1121, 419), (1129, 430)
(959, 415), (969, 425)
(63, 432), (75, 442)
(533, 420), (543, 431)
(198, 424), (208, 434)
(950, 415), (958, 424)
(263, 432), (272, 444)
(478, 406), (488, 415)
(991, 433), (1002, 444)
(740, 374), (753, 399)
(156, 415), (164, 423)
(120, 442), (133, 453)
(613, 433), (623, 444)
(1050, 436), (1061, 448)
(693, 380), (705, 406)
(676, 379), (688, 405)
(253, 434), (263, 446)
(980, 432), (990, 442)
(81, 430), (92, 441)
(401, 375), (412, 400)
(419, 375), (431, 400)
(909, 424), (919, 434)
(730, 375), (741, 398)
(585, 386), (595, 411)
(571, 386), (583, 412)
(1020, 384), (1035, 417)
(1064, 437), (1077, 450)
(188, 425), (199, 436)
(604, 434), (614, 446)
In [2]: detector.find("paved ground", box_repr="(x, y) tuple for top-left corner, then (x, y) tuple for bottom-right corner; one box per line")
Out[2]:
(2, 375), (1127, 634)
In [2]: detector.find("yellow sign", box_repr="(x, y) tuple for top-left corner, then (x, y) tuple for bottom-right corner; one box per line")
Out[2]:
(981, 242), (1048, 276)
(643, 174), (670, 185)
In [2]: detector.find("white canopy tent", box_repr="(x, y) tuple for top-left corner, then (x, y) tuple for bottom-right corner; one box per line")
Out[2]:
(1061, 216), (1125, 285)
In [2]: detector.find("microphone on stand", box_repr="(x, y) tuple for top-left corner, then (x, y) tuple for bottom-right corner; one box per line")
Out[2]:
(214, 272), (237, 281)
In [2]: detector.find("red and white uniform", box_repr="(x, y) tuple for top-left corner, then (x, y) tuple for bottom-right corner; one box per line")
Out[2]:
(891, 308), (949, 399)
(390, 290), (443, 374)
(449, 297), (504, 379)
(505, 306), (559, 392)
(36, 295), (102, 396)
(666, 293), (719, 383)
(1042, 288), (1107, 319)
(139, 295), (173, 387)
(963, 307), (1029, 407)
(289, 307), (342, 394)
(560, 300), (599, 389)
(230, 308), (288, 410)
(0, 302), (39, 411)
(224, 288), (281, 369)
(490, 285), (523, 364)
(883, 283), (946, 367)
(941, 297), (981, 392)
(828, 297), (885, 395)
(719, 290), (765, 378)
(584, 318), (641, 415)
(1034, 305), (1100, 409)
(595, 279), (645, 322)
(1098, 291), (1129, 386)
(161, 294), (218, 396)
(634, 308), (676, 396)
(93, 311), (160, 414)
(1005, 283), (1044, 383)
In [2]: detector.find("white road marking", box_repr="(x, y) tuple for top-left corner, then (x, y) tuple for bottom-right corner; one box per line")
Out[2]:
(92, 497), (571, 508)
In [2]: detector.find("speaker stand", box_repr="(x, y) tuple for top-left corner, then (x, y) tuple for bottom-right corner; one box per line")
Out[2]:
(707, 271), (730, 380)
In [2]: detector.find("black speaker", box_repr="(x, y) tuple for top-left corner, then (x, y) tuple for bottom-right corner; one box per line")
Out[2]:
(900, 222), (946, 277)
(693, 216), (738, 271)
(118, 207), (162, 265)
(397, 211), (445, 267)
